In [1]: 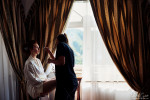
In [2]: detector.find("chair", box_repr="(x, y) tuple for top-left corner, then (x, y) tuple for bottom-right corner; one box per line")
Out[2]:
(77, 77), (82, 100)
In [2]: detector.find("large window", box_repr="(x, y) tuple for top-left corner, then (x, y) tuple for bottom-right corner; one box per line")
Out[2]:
(64, 1), (125, 82)
(64, 2), (86, 66)
(63, 1), (137, 100)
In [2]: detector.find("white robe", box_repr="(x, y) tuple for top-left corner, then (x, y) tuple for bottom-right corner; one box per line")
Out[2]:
(24, 55), (51, 99)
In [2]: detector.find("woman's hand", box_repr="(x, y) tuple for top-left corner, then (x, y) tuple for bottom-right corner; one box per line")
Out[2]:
(44, 47), (55, 60)
(44, 47), (50, 53)
(47, 56), (65, 65)
(48, 58), (53, 63)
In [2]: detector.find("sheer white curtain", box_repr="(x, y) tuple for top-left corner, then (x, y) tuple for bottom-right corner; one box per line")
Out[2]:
(0, 32), (18, 100)
(81, 1), (137, 100)
(82, 1), (124, 82)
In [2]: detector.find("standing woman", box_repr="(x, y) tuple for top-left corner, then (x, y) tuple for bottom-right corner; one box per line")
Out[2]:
(45, 33), (78, 100)
(23, 40), (56, 99)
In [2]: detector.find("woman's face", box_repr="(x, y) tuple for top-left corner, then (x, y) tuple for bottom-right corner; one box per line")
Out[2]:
(31, 43), (40, 55)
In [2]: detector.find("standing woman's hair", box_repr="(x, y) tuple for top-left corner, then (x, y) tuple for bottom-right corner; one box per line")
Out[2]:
(23, 40), (37, 55)
(57, 33), (69, 45)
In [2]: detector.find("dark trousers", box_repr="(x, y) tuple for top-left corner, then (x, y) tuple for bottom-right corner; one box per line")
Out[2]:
(55, 85), (78, 100)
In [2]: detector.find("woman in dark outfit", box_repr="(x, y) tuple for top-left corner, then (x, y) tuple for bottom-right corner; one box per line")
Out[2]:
(45, 33), (78, 100)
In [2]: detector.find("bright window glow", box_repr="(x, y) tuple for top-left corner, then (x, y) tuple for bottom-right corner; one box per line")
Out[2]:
(64, 1), (125, 82)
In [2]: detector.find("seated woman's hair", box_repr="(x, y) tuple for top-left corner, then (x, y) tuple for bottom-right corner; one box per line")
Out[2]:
(57, 33), (69, 44)
(23, 40), (37, 54)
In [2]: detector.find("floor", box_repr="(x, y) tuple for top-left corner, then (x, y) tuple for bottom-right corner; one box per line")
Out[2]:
(40, 81), (137, 100)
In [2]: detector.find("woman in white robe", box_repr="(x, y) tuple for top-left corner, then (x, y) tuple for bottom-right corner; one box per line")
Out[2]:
(23, 40), (56, 99)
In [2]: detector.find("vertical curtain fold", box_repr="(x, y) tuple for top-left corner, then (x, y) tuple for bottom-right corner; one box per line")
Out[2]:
(90, 0), (150, 99)
(0, 0), (27, 100)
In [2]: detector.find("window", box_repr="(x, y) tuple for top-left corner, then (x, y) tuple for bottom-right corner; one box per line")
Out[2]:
(65, 28), (83, 65)
(64, 1), (125, 82)
(64, 2), (85, 76)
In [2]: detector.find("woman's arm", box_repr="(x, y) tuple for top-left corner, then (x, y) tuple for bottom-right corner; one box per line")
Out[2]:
(48, 56), (65, 66)
(44, 47), (55, 60)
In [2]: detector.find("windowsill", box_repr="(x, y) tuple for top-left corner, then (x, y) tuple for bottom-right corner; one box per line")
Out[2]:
(74, 65), (82, 78)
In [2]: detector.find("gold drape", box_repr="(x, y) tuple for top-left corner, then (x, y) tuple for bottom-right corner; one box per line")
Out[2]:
(90, 0), (150, 99)
(0, 0), (27, 99)
(0, 0), (73, 99)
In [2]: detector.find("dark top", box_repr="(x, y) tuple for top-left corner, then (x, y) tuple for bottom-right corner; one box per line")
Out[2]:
(55, 42), (78, 87)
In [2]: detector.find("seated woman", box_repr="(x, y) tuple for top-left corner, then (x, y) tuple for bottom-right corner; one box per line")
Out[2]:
(23, 40), (56, 99)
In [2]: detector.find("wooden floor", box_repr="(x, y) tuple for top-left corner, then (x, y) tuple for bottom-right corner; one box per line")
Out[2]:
(40, 81), (137, 100)
(81, 81), (137, 100)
